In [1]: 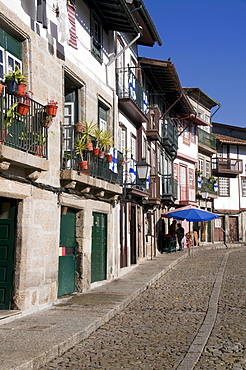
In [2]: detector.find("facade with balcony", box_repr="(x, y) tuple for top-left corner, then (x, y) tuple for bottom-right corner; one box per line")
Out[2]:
(212, 122), (246, 245)
(0, 0), (161, 313)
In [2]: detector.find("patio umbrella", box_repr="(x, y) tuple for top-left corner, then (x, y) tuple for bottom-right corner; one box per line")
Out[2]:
(166, 207), (219, 222)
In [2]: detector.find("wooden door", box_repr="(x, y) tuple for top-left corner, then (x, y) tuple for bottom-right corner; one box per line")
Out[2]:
(0, 198), (16, 309)
(91, 212), (107, 283)
(120, 203), (127, 268)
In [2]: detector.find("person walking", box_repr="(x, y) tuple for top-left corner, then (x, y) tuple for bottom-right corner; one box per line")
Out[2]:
(176, 223), (185, 251)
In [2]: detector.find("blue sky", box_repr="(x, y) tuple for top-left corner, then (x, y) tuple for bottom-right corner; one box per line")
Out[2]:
(139, 0), (246, 127)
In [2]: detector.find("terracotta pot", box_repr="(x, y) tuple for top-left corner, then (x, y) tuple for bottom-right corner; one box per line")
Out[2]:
(98, 150), (105, 159)
(42, 119), (52, 128)
(0, 130), (7, 143)
(16, 83), (27, 97)
(5, 79), (18, 95)
(93, 148), (100, 156)
(75, 122), (85, 133)
(17, 102), (30, 116)
(0, 83), (4, 96)
(33, 145), (44, 156)
(86, 142), (93, 151)
(46, 104), (58, 116)
(78, 160), (88, 170)
(107, 154), (113, 162)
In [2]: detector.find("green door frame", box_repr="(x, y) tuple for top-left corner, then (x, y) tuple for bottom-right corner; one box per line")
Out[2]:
(0, 198), (16, 310)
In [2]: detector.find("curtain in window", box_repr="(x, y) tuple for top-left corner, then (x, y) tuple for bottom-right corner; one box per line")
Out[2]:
(37, 0), (48, 29)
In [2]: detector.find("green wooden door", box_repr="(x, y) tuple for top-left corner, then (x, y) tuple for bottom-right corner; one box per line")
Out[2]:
(58, 209), (76, 297)
(91, 212), (107, 283)
(0, 198), (16, 310)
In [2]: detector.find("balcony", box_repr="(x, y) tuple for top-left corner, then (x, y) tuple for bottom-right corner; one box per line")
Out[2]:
(116, 68), (148, 125)
(161, 119), (178, 157)
(161, 175), (178, 204)
(146, 106), (161, 141)
(0, 92), (49, 173)
(198, 128), (216, 154)
(196, 175), (218, 198)
(212, 157), (243, 176)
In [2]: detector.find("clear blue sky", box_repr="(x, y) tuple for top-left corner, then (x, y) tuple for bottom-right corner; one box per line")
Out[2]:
(139, 0), (246, 127)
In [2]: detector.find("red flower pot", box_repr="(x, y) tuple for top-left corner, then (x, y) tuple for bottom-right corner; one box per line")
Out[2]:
(78, 160), (88, 170)
(93, 148), (100, 156)
(0, 130), (7, 143)
(0, 83), (4, 96)
(17, 102), (30, 116)
(46, 104), (58, 116)
(107, 154), (113, 162)
(86, 142), (93, 151)
(16, 83), (27, 97)
(98, 150), (105, 159)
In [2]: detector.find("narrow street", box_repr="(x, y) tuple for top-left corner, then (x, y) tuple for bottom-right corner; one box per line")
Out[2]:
(40, 248), (246, 370)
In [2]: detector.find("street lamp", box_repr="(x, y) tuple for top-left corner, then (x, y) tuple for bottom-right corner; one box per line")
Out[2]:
(136, 159), (151, 182)
(201, 191), (208, 210)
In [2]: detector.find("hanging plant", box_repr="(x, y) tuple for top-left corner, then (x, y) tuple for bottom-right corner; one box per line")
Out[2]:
(46, 99), (58, 116)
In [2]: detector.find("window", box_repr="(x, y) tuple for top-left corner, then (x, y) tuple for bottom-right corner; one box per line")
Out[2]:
(190, 124), (195, 143)
(131, 135), (136, 160)
(189, 169), (194, 187)
(242, 178), (246, 197)
(183, 125), (189, 140)
(199, 157), (204, 174)
(173, 164), (178, 181)
(205, 160), (210, 178)
(0, 29), (22, 79)
(91, 13), (102, 62)
(118, 125), (126, 154)
(218, 177), (229, 196)
(98, 104), (108, 131)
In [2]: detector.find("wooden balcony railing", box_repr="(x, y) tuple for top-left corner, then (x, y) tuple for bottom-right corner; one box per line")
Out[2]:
(198, 128), (216, 151)
(212, 157), (243, 175)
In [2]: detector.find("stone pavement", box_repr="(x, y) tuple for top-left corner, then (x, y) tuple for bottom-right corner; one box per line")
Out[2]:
(0, 248), (189, 370)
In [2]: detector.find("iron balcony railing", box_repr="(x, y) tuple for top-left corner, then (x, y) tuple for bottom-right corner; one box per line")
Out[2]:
(196, 175), (218, 195)
(161, 119), (178, 151)
(61, 126), (124, 185)
(198, 128), (216, 150)
(0, 92), (48, 157)
(116, 68), (148, 115)
(161, 175), (178, 200)
(212, 157), (243, 174)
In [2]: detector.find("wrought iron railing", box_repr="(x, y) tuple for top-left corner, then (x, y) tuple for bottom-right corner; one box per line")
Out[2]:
(196, 175), (218, 195)
(0, 92), (48, 157)
(162, 175), (178, 199)
(198, 128), (216, 150)
(116, 68), (148, 115)
(61, 126), (124, 185)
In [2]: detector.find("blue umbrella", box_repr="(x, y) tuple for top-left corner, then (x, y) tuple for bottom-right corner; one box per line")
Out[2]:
(166, 207), (219, 222)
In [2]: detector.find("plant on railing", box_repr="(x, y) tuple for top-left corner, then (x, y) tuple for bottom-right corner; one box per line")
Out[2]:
(46, 99), (58, 116)
(4, 66), (27, 95)
(17, 91), (33, 116)
(75, 136), (89, 169)
(32, 130), (55, 156)
(0, 102), (19, 141)
(80, 120), (97, 152)
(98, 129), (114, 157)
(42, 115), (53, 128)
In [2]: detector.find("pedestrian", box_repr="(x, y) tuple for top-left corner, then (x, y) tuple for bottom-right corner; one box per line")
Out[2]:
(168, 220), (177, 237)
(186, 232), (192, 256)
(176, 223), (185, 251)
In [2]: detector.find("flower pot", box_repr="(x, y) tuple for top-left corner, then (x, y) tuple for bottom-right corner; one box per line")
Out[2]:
(98, 150), (105, 159)
(93, 148), (100, 156)
(5, 79), (18, 95)
(17, 102), (30, 116)
(0, 130), (7, 143)
(86, 142), (93, 151)
(46, 104), (58, 116)
(75, 122), (85, 133)
(78, 160), (88, 170)
(0, 83), (4, 96)
(33, 145), (44, 156)
(107, 154), (113, 162)
(42, 119), (53, 128)
(16, 82), (27, 97)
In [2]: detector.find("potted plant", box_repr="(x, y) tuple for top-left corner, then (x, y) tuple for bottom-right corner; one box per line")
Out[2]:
(17, 91), (32, 116)
(75, 121), (85, 133)
(4, 66), (27, 95)
(42, 115), (53, 128)
(1, 102), (19, 142)
(46, 99), (58, 116)
(92, 127), (103, 156)
(99, 129), (114, 161)
(32, 130), (54, 156)
(0, 79), (4, 95)
(80, 120), (97, 151)
(75, 136), (89, 169)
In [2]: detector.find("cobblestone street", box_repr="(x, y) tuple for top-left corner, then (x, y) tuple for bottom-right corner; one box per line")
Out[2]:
(39, 248), (246, 369)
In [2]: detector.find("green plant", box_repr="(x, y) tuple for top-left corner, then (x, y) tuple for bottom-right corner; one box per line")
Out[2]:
(99, 129), (114, 152)
(3, 102), (19, 130)
(92, 127), (104, 148)
(75, 136), (88, 161)
(80, 120), (97, 144)
(4, 66), (27, 84)
(34, 131), (55, 146)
